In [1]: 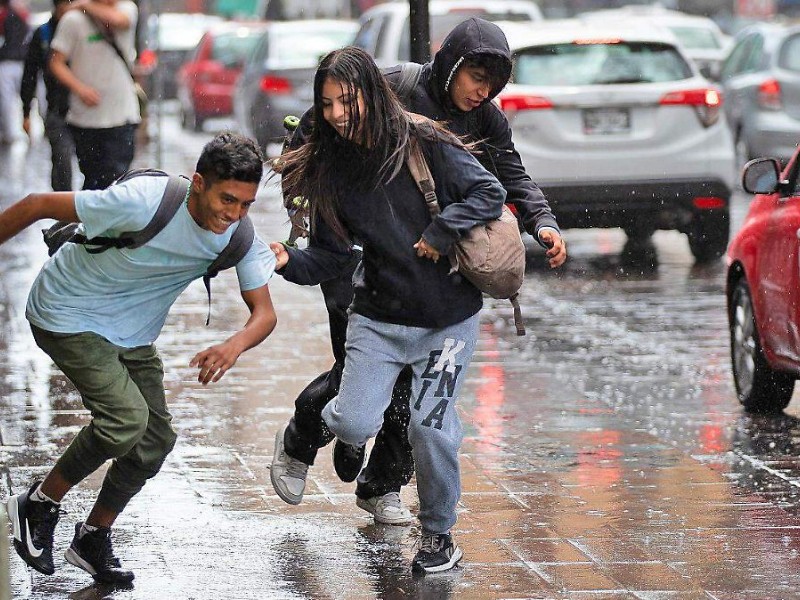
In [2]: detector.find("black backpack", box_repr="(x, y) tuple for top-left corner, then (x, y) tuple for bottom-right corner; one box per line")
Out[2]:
(42, 168), (255, 324)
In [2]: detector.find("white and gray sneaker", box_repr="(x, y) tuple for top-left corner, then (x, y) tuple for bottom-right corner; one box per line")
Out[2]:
(270, 424), (309, 505)
(356, 492), (413, 525)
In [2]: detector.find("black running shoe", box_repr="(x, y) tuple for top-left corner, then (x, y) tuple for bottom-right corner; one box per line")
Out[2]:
(64, 522), (135, 585)
(6, 480), (60, 575)
(332, 439), (365, 483)
(412, 532), (463, 574)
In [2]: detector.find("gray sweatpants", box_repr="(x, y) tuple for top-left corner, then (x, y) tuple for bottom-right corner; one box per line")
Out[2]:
(322, 312), (480, 534)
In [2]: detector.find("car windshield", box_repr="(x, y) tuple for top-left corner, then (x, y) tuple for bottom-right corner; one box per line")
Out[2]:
(513, 41), (693, 86)
(211, 30), (262, 63)
(269, 28), (356, 68)
(667, 25), (722, 50)
(149, 15), (224, 51)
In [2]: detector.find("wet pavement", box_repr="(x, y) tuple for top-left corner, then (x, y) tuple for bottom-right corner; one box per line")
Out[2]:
(3, 111), (800, 599)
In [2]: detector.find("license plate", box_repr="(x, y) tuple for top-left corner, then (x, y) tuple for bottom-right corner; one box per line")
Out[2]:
(583, 108), (630, 135)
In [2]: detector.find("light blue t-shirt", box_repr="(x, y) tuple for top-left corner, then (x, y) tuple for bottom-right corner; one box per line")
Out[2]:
(26, 176), (275, 348)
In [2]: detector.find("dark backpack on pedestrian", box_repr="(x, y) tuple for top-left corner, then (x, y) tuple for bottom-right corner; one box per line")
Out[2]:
(41, 168), (255, 324)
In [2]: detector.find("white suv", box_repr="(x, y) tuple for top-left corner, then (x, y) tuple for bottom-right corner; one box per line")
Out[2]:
(352, 0), (542, 66)
(496, 19), (736, 263)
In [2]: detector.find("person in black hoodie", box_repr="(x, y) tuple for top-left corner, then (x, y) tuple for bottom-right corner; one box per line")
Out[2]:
(272, 45), (505, 573)
(0, 0), (29, 143)
(269, 18), (566, 526)
(21, 0), (75, 191)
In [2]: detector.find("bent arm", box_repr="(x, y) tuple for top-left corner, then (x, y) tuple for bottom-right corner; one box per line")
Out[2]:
(189, 285), (277, 385)
(0, 193), (79, 245)
(421, 143), (505, 255)
(480, 105), (560, 240)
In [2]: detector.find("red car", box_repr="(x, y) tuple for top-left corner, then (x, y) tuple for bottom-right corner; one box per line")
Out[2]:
(727, 145), (800, 413)
(176, 21), (268, 131)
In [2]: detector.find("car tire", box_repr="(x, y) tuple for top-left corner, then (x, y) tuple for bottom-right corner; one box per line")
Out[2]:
(180, 105), (204, 132)
(687, 209), (729, 264)
(729, 278), (795, 413)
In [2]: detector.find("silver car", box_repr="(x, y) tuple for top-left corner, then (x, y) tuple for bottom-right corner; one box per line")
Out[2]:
(496, 19), (735, 263)
(232, 19), (357, 153)
(719, 22), (800, 165)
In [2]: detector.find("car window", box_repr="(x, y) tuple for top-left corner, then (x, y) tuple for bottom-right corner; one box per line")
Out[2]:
(211, 31), (263, 64)
(740, 34), (764, 73)
(269, 28), (355, 68)
(353, 17), (382, 55)
(667, 25), (721, 50)
(246, 33), (270, 69)
(720, 35), (756, 80)
(373, 16), (395, 61)
(513, 42), (692, 86)
(778, 33), (800, 73)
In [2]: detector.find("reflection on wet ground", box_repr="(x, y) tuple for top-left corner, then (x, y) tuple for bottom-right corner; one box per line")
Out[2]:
(3, 120), (800, 598)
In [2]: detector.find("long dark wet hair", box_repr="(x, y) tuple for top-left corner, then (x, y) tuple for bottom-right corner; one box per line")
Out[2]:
(280, 46), (463, 243)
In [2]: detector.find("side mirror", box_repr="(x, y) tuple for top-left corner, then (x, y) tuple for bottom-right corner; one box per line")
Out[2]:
(741, 157), (781, 194)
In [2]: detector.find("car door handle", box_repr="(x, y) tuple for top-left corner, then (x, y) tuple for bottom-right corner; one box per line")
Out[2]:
(796, 228), (800, 239)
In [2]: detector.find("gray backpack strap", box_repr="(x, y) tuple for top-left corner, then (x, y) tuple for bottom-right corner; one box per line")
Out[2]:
(116, 175), (189, 249)
(201, 215), (255, 325)
(394, 62), (423, 103)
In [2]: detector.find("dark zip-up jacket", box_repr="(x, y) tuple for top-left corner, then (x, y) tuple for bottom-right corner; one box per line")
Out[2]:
(0, 6), (28, 62)
(281, 132), (506, 329)
(21, 16), (68, 119)
(384, 17), (559, 240)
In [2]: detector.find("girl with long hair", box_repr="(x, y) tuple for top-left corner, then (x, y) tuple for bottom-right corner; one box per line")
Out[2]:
(271, 46), (505, 574)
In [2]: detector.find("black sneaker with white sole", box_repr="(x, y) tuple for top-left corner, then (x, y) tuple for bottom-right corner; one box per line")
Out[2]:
(411, 532), (463, 574)
(64, 522), (135, 585)
(6, 480), (60, 575)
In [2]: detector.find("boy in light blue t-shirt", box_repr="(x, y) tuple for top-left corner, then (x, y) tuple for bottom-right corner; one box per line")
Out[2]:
(4, 132), (277, 585)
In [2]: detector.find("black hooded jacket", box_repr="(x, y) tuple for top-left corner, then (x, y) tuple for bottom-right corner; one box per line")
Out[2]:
(383, 17), (559, 239)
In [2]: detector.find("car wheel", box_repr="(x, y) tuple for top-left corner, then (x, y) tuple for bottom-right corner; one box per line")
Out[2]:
(687, 209), (729, 264)
(730, 278), (795, 413)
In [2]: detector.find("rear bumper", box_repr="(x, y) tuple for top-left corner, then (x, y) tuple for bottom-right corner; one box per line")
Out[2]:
(541, 178), (732, 230)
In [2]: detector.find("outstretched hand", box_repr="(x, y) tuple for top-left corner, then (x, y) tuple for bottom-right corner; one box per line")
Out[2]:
(189, 341), (241, 385)
(539, 230), (567, 268)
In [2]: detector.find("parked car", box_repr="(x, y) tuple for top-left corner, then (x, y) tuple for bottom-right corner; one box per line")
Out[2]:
(232, 19), (357, 152)
(176, 21), (268, 131)
(495, 19), (735, 263)
(718, 22), (800, 166)
(352, 0), (542, 66)
(138, 12), (224, 100)
(727, 147), (800, 412)
(579, 6), (731, 79)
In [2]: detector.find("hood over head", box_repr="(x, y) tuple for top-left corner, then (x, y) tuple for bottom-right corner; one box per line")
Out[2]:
(429, 17), (512, 110)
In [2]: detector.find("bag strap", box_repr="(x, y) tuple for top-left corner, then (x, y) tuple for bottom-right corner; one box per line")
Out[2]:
(76, 173), (186, 252)
(117, 175), (188, 248)
(406, 139), (440, 217)
(394, 62), (423, 104)
(201, 215), (255, 325)
(90, 16), (136, 82)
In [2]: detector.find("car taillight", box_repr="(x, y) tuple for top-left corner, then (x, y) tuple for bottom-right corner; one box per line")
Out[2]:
(757, 79), (782, 111)
(693, 196), (726, 209)
(659, 88), (721, 127)
(260, 75), (292, 95)
(498, 94), (553, 113)
(138, 49), (157, 69)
